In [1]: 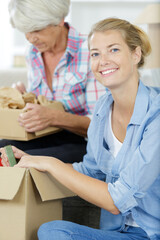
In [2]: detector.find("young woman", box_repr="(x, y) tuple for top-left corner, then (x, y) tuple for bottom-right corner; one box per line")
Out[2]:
(1, 18), (160, 240)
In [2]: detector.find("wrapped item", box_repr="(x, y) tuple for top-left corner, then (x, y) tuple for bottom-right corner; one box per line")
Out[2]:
(0, 87), (59, 108)
(37, 95), (54, 106)
(0, 87), (25, 109)
(22, 92), (37, 104)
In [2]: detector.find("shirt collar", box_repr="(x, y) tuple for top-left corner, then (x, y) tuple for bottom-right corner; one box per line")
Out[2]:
(65, 23), (87, 57)
(96, 90), (113, 119)
(96, 81), (151, 126)
(129, 81), (150, 125)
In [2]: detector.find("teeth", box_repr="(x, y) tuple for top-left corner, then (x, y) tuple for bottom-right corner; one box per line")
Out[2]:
(101, 69), (116, 75)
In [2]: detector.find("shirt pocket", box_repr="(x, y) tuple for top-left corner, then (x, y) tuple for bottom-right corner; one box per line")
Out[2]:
(64, 71), (87, 85)
(63, 72), (86, 99)
(62, 72), (87, 114)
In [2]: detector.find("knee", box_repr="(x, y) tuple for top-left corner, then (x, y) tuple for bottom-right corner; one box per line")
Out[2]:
(37, 220), (73, 240)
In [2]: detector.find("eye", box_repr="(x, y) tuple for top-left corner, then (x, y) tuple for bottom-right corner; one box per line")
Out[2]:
(111, 48), (119, 53)
(34, 29), (41, 33)
(90, 52), (99, 57)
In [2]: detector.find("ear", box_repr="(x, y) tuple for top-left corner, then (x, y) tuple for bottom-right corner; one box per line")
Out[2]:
(59, 19), (65, 27)
(133, 46), (142, 65)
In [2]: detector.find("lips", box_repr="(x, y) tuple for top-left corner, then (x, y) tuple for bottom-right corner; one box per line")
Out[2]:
(35, 43), (45, 48)
(100, 68), (118, 75)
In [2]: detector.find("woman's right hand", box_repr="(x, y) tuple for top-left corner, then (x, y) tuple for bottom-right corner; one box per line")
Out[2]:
(12, 81), (26, 94)
(0, 146), (28, 167)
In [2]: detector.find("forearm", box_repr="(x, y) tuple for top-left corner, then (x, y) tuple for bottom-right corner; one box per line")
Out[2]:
(51, 110), (90, 137)
(48, 159), (120, 215)
(19, 104), (90, 136)
(15, 154), (119, 214)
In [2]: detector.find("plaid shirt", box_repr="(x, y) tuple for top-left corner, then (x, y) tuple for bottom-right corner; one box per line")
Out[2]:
(26, 24), (106, 118)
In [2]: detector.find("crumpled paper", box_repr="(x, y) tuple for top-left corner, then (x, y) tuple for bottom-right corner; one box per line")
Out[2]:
(0, 87), (55, 109)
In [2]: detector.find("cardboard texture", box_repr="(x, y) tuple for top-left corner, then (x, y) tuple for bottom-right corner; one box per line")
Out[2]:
(0, 101), (64, 141)
(135, 4), (160, 69)
(0, 167), (75, 240)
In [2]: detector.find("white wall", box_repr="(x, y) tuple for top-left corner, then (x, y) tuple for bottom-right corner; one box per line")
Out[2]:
(0, 0), (13, 69)
(69, 1), (158, 34)
(69, 1), (160, 87)
(0, 0), (159, 70)
(0, 0), (27, 70)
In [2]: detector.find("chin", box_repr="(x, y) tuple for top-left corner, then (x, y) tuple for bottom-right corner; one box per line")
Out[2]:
(39, 49), (47, 53)
(35, 45), (47, 52)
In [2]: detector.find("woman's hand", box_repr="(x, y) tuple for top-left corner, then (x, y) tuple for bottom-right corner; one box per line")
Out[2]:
(0, 145), (56, 172)
(12, 81), (26, 94)
(18, 103), (60, 132)
(18, 102), (90, 137)
(15, 155), (55, 172)
(0, 146), (27, 167)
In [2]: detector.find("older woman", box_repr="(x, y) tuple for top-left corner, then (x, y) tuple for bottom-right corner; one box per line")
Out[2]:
(0, 0), (105, 162)
(1, 18), (160, 239)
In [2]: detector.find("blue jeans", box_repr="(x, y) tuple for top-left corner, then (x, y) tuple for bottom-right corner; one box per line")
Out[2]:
(37, 220), (149, 240)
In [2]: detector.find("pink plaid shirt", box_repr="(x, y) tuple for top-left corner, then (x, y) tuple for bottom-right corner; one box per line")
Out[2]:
(26, 23), (106, 118)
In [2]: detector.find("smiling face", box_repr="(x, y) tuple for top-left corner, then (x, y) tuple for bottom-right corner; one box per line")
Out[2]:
(89, 30), (140, 90)
(25, 22), (65, 53)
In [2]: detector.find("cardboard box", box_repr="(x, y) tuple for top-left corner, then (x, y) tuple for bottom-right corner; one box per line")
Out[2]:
(135, 3), (160, 69)
(0, 167), (75, 240)
(0, 101), (64, 141)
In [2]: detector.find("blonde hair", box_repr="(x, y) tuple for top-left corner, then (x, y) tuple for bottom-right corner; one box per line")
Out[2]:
(8, 0), (70, 33)
(88, 18), (151, 68)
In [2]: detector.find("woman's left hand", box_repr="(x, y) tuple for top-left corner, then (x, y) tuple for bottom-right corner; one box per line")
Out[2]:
(0, 146), (27, 167)
(18, 103), (59, 132)
(15, 155), (55, 172)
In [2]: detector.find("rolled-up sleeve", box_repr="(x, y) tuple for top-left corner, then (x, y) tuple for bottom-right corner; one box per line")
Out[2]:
(108, 181), (139, 213)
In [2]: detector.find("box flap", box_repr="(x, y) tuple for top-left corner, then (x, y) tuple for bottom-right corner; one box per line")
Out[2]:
(30, 168), (76, 201)
(0, 167), (26, 200)
(135, 4), (160, 24)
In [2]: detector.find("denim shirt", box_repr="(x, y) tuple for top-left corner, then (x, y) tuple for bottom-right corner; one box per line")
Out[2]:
(73, 81), (160, 239)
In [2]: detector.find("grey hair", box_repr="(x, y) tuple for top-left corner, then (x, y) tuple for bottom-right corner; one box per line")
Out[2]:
(8, 0), (70, 33)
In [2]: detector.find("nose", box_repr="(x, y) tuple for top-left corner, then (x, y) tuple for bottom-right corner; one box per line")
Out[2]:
(100, 53), (110, 66)
(25, 32), (38, 43)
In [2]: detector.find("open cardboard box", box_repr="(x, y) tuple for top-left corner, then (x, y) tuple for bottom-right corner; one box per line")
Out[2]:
(0, 167), (76, 240)
(0, 101), (64, 141)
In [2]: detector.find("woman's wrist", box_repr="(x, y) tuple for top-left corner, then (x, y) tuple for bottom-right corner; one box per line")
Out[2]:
(45, 157), (61, 174)
(49, 108), (65, 127)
